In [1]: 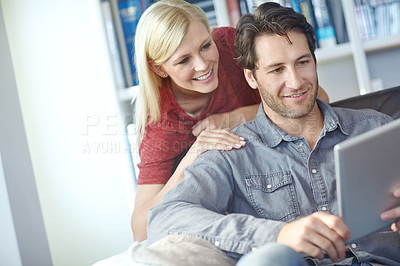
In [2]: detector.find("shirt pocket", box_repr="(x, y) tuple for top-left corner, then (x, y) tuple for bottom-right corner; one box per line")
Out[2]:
(244, 171), (300, 221)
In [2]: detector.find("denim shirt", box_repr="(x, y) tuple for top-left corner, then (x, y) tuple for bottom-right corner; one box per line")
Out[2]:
(148, 100), (400, 265)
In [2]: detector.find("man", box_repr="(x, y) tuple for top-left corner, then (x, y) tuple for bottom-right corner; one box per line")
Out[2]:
(147, 3), (400, 265)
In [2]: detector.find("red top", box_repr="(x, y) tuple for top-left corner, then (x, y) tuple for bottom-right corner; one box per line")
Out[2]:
(137, 27), (261, 184)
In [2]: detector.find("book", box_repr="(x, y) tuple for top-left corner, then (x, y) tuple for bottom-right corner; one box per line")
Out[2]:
(118, 0), (143, 86)
(290, 0), (301, 13)
(311, 0), (337, 48)
(279, 0), (301, 13)
(139, 0), (150, 12)
(226, 0), (242, 27)
(373, 0), (391, 38)
(238, 0), (250, 15)
(326, 0), (348, 44)
(388, 0), (400, 36)
(298, 0), (319, 47)
(193, 0), (218, 26)
(254, 0), (281, 7)
(353, 0), (368, 40)
(353, 0), (375, 40)
(246, 0), (256, 13)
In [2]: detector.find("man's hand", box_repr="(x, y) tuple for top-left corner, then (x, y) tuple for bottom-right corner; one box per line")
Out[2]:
(277, 212), (351, 262)
(381, 186), (400, 233)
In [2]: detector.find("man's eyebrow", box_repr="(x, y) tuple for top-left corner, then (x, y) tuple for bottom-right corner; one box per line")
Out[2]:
(262, 53), (312, 70)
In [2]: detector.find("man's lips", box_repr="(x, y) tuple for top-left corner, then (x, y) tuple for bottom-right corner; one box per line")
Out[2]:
(284, 91), (307, 98)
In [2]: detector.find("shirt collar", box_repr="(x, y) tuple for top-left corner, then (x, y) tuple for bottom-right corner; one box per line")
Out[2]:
(254, 99), (349, 147)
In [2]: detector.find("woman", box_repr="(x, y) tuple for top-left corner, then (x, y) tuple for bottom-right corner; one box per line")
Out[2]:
(131, 0), (329, 241)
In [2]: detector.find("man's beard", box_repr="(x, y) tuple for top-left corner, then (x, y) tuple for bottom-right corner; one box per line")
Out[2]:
(259, 82), (319, 119)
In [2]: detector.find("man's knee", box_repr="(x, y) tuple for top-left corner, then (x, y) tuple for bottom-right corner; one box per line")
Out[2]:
(237, 243), (307, 266)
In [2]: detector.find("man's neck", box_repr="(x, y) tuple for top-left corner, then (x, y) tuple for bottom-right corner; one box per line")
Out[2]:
(267, 105), (324, 150)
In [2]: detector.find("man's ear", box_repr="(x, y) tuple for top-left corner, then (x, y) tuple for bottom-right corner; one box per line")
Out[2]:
(243, 69), (258, 89)
(149, 60), (168, 78)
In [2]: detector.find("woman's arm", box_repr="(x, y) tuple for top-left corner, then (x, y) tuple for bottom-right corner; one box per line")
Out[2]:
(131, 128), (247, 241)
(318, 86), (330, 103)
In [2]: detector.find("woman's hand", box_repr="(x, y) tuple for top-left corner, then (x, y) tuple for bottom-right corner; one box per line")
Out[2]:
(186, 128), (245, 163)
(381, 186), (400, 233)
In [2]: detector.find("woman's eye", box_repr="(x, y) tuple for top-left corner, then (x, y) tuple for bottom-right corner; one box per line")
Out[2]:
(178, 57), (190, 64)
(201, 42), (211, 51)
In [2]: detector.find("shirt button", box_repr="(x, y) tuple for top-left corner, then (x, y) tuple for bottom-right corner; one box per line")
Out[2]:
(312, 169), (317, 174)
(299, 142), (304, 146)
(267, 184), (272, 189)
(214, 240), (220, 247)
(321, 207), (327, 211)
(351, 243), (357, 249)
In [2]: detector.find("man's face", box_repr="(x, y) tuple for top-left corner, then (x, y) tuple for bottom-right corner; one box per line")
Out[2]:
(244, 31), (318, 121)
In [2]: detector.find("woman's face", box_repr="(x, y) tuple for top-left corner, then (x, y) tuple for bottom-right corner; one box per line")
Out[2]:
(159, 20), (219, 96)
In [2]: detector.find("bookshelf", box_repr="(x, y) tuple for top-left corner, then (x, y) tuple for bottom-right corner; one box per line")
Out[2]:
(101, 0), (400, 108)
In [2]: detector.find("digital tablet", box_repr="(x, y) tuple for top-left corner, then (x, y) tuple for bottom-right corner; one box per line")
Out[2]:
(335, 118), (400, 244)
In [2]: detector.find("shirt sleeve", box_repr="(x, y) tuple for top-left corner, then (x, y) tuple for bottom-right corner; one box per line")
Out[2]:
(147, 150), (285, 256)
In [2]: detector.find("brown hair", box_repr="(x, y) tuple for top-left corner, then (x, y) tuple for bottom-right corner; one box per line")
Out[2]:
(234, 2), (317, 72)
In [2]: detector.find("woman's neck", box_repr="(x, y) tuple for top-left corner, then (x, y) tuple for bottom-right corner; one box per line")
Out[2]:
(171, 84), (213, 118)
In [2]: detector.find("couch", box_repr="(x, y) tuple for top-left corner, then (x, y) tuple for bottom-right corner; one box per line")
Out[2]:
(330, 85), (400, 120)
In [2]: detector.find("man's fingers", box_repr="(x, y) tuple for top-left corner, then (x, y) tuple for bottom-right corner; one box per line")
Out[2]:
(303, 214), (346, 261)
(313, 212), (351, 240)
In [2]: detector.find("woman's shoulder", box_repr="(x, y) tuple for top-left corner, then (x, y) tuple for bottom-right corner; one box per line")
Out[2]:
(212, 27), (236, 55)
(212, 26), (235, 39)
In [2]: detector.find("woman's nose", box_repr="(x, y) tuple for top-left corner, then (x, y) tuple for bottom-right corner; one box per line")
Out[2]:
(194, 55), (208, 72)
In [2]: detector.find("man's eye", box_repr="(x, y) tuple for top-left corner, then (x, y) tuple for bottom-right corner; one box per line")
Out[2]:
(297, 60), (309, 66)
(271, 67), (283, 74)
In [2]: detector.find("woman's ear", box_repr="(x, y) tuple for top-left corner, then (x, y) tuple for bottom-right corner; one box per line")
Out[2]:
(243, 69), (258, 90)
(148, 60), (168, 78)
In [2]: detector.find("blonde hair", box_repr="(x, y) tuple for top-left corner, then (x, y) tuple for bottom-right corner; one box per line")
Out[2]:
(134, 0), (211, 144)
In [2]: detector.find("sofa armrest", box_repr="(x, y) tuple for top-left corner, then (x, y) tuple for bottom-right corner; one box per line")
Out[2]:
(330, 86), (400, 119)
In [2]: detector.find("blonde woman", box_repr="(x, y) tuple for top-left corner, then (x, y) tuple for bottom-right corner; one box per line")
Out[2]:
(132, 0), (329, 241)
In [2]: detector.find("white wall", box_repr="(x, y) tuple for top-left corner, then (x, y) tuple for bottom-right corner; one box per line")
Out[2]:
(1, 0), (135, 265)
